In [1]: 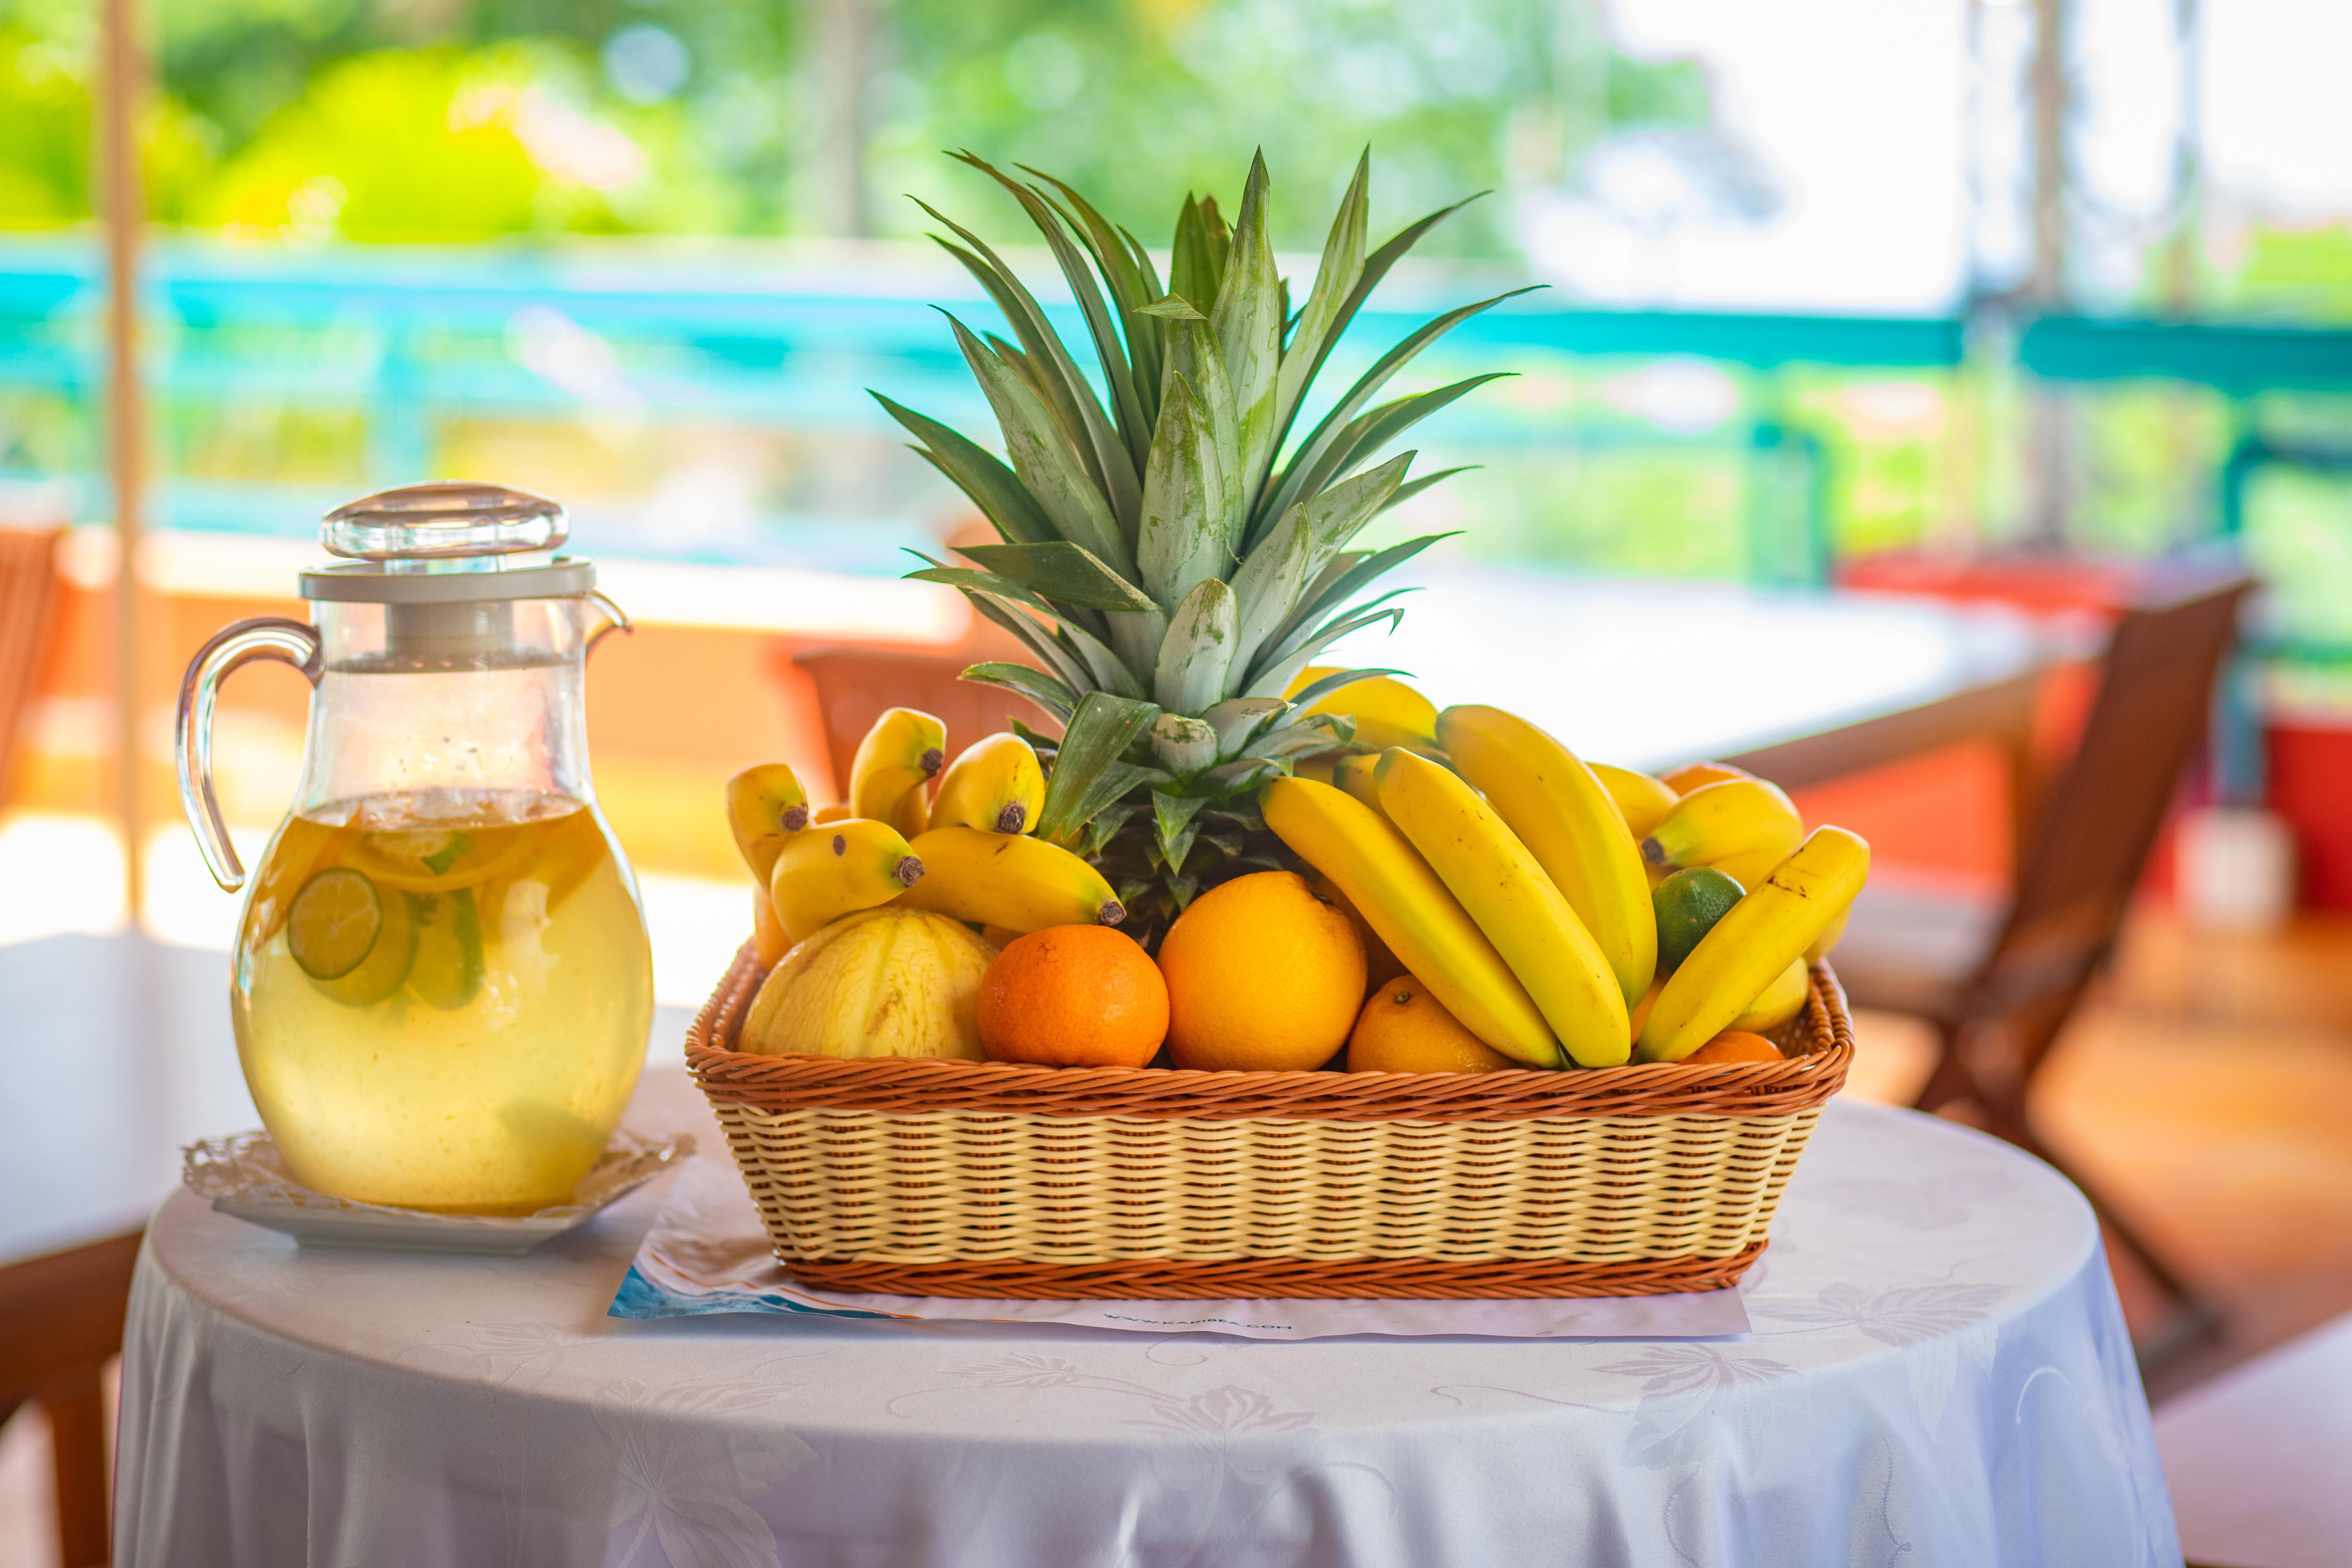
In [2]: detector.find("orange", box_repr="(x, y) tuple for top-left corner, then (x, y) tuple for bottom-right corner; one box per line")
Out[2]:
(1347, 979), (1516, 1073)
(1626, 977), (1664, 1045)
(1659, 760), (1754, 795)
(751, 887), (793, 967)
(1679, 1030), (1783, 1064)
(1157, 870), (1366, 1071)
(978, 926), (1169, 1068)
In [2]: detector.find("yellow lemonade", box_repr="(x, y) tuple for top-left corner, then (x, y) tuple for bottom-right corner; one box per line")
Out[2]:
(231, 789), (653, 1213)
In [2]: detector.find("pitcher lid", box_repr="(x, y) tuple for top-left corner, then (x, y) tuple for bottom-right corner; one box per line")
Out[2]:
(301, 481), (594, 604)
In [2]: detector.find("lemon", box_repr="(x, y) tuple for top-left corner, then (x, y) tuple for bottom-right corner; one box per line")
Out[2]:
(290, 867), (416, 1005)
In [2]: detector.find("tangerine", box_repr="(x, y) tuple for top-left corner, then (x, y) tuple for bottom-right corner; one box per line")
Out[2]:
(1157, 871), (1365, 1071)
(1659, 760), (1753, 795)
(1679, 1030), (1783, 1064)
(1347, 980), (1516, 1073)
(977, 925), (1168, 1068)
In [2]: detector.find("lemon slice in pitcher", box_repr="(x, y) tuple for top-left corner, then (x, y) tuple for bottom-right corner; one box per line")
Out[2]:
(290, 867), (417, 1004)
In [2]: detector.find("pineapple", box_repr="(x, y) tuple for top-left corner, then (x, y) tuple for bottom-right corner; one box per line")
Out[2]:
(877, 149), (1526, 949)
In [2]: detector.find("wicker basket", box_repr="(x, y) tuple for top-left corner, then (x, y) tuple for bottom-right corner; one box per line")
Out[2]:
(687, 943), (1853, 1300)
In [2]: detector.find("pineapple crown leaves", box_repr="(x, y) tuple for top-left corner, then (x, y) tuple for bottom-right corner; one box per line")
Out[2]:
(876, 148), (1532, 884)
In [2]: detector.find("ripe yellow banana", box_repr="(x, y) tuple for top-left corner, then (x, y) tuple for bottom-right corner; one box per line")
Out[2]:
(930, 732), (1045, 836)
(1435, 705), (1657, 1008)
(1707, 845), (1786, 894)
(1638, 826), (1869, 1062)
(850, 708), (947, 834)
(725, 763), (812, 884)
(1332, 751), (1383, 811)
(897, 825), (1126, 932)
(769, 818), (924, 938)
(1643, 777), (1804, 871)
(1729, 957), (1809, 1034)
(1261, 776), (1562, 1068)
(889, 787), (930, 839)
(1590, 762), (1679, 840)
(1374, 749), (1629, 1066)
(1285, 667), (1439, 752)
(813, 803), (851, 825)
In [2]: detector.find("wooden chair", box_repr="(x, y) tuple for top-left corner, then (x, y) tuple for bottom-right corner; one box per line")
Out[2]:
(1831, 567), (2256, 1363)
(0, 524), (64, 804)
(789, 645), (1054, 802)
(1, 1232), (143, 1568)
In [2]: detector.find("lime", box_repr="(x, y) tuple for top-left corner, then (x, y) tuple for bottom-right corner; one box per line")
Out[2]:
(410, 889), (485, 1011)
(291, 867), (418, 1005)
(289, 867), (384, 980)
(1653, 866), (1746, 975)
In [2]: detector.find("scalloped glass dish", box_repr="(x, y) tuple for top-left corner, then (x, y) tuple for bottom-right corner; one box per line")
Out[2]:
(183, 1128), (693, 1255)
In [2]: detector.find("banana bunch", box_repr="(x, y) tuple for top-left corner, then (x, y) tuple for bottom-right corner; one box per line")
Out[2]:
(1261, 701), (1659, 1069)
(725, 710), (1123, 965)
(1600, 757), (1869, 1060)
(1261, 701), (1872, 1072)
(1637, 827), (1869, 1061)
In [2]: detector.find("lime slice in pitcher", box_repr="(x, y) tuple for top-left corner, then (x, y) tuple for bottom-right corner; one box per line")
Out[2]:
(410, 889), (485, 1011)
(290, 868), (417, 1005)
(289, 868), (383, 980)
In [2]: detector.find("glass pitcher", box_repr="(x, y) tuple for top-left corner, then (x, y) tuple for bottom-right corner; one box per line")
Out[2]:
(177, 483), (654, 1214)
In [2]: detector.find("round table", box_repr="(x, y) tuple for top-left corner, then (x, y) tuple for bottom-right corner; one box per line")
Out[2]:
(115, 1072), (2179, 1567)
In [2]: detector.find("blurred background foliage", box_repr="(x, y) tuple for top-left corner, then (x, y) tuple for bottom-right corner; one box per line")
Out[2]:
(0, 0), (2347, 643)
(0, 0), (1709, 251)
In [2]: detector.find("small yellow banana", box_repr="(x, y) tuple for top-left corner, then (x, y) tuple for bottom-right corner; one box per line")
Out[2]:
(850, 708), (947, 832)
(1261, 776), (1562, 1068)
(1638, 826), (1869, 1062)
(1375, 749), (1629, 1066)
(1293, 753), (1342, 786)
(1705, 844), (1782, 894)
(1285, 667), (1439, 752)
(1643, 777), (1804, 872)
(725, 763), (812, 884)
(1332, 751), (1383, 811)
(930, 732), (1045, 836)
(1729, 957), (1809, 1034)
(1436, 705), (1658, 1008)
(813, 803), (851, 825)
(897, 825), (1125, 932)
(1590, 763), (1679, 840)
(769, 818), (924, 937)
(889, 787), (930, 839)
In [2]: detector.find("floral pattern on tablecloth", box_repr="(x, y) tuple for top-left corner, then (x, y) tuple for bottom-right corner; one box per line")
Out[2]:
(116, 1086), (2181, 1568)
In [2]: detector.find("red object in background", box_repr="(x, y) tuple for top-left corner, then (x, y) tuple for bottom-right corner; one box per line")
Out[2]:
(1841, 547), (2352, 912)
(1829, 550), (2191, 901)
(1838, 550), (2148, 621)
(2270, 721), (2352, 910)
(1788, 742), (2014, 896)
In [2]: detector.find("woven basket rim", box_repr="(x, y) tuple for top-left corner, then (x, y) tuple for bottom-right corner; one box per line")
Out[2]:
(686, 940), (1853, 1123)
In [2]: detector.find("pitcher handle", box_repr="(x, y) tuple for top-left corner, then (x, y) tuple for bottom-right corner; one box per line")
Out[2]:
(176, 617), (323, 892)
(585, 588), (632, 654)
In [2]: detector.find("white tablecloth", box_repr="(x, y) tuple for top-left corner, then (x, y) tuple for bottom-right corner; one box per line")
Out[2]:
(116, 1072), (2178, 1567)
